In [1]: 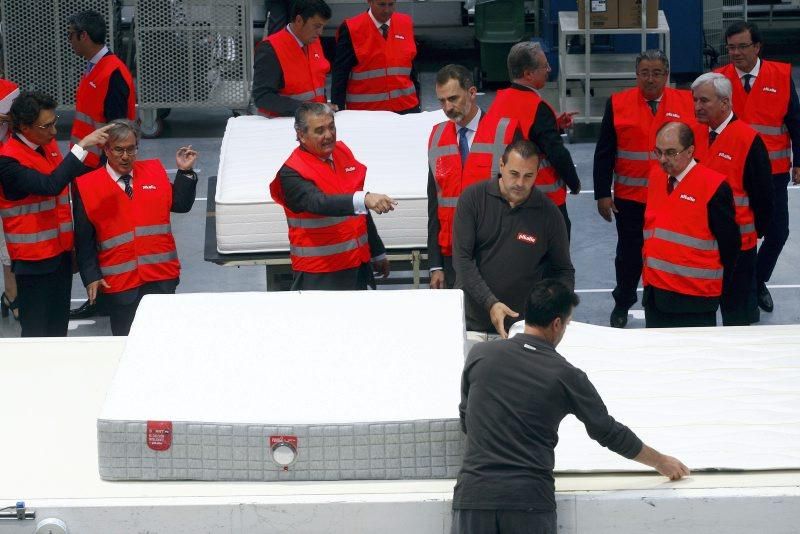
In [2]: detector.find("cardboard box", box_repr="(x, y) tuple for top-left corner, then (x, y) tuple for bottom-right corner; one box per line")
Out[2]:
(577, 0), (618, 29)
(618, 0), (658, 28)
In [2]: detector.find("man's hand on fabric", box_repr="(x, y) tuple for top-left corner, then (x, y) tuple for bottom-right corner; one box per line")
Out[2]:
(489, 301), (519, 339)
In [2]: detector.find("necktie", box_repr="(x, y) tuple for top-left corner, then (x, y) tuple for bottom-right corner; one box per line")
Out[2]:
(380, 23), (389, 39)
(84, 61), (94, 75)
(667, 176), (677, 194)
(458, 127), (469, 165)
(120, 174), (133, 198)
(35, 145), (46, 157)
(647, 100), (659, 115)
(742, 74), (753, 93)
(709, 130), (718, 146)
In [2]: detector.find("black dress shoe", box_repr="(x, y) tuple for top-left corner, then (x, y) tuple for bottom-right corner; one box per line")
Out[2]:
(757, 283), (774, 313)
(610, 306), (628, 328)
(69, 300), (97, 319)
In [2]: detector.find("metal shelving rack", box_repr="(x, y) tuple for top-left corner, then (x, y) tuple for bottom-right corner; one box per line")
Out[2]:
(558, 2), (671, 124)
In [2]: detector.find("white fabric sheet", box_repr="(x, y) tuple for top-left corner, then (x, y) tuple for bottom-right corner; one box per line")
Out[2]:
(215, 111), (446, 253)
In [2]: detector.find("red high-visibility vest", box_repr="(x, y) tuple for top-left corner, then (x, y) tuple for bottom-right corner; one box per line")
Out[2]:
(612, 87), (696, 203)
(486, 87), (564, 205)
(341, 12), (418, 111)
(716, 60), (792, 174)
(643, 163), (726, 297)
(694, 120), (759, 250)
(258, 28), (329, 117)
(427, 115), (518, 256)
(75, 160), (180, 293)
(70, 53), (136, 169)
(0, 138), (73, 260)
(269, 142), (371, 273)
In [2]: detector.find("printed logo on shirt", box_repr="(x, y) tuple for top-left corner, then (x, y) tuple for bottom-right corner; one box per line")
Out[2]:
(762, 86), (778, 94)
(679, 193), (696, 203)
(665, 112), (681, 119)
(523, 344), (537, 351)
(516, 232), (537, 245)
(345, 166), (356, 172)
(89, 81), (97, 89)
(142, 184), (157, 190)
(314, 53), (320, 59)
(395, 35), (405, 40)
(717, 152), (733, 161)
(50, 152), (58, 157)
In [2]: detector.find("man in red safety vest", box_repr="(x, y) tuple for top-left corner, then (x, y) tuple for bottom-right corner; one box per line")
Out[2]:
(270, 102), (396, 290)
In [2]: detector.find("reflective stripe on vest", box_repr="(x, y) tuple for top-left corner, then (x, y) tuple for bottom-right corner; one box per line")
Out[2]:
(734, 196), (749, 207)
(740, 223), (756, 235)
(100, 251), (179, 276)
(536, 178), (566, 193)
(99, 224), (173, 251)
(290, 232), (368, 257)
(436, 195), (458, 208)
(0, 198), (56, 217)
(750, 123), (788, 136)
(617, 149), (649, 161)
(769, 148), (792, 161)
(615, 174), (649, 187)
(644, 228), (719, 251)
(646, 257), (723, 280)
(286, 215), (351, 229)
(346, 85), (416, 103)
(349, 66), (412, 81)
(5, 228), (59, 244)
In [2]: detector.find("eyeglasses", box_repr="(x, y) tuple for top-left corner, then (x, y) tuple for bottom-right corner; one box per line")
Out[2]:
(34, 116), (59, 130)
(66, 29), (80, 40)
(109, 146), (138, 156)
(725, 42), (754, 53)
(637, 70), (667, 79)
(652, 147), (689, 160)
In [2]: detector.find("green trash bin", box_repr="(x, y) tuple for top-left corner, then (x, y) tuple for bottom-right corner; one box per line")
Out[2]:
(474, 0), (534, 87)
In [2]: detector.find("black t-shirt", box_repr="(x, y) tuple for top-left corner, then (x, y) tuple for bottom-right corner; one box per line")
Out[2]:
(453, 333), (644, 511)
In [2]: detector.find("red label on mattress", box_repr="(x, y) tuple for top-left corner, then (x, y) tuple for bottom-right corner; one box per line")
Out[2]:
(269, 435), (298, 448)
(146, 421), (173, 451)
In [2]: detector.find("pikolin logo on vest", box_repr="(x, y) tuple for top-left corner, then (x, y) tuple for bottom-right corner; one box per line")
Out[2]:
(679, 193), (696, 203)
(142, 185), (157, 190)
(762, 87), (778, 94)
(89, 81), (97, 89)
(516, 232), (537, 245)
(314, 53), (320, 59)
(717, 152), (733, 161)
(665, 112), (681, 119)
(394, 35), (405, 40)
(345, 166), (356, 172)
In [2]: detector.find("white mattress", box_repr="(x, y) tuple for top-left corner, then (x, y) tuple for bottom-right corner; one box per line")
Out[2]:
(215, 111), (447, 254)
(98, 290), (468, 481)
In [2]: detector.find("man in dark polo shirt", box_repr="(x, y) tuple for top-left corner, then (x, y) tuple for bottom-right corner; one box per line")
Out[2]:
(452, 139), (574, 338)
(452, 279), (690, 533)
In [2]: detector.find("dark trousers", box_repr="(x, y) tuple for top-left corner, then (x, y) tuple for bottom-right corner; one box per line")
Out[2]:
(721, 247), (758, 326)
(442, 255), (456, 289)
(644, 302), (717, 328)
(557, 203), (571, 241)
(611, 198), (645, 310)
(109, 280), (177, 336)
(15, 253), (72, 337)
(291, 262), (374, 291)
(756, 172), (790, 284)
(450, 509), (557, 534)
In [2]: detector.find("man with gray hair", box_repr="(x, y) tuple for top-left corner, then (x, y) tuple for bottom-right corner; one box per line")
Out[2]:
(484, 41), (580, 235)
(691, 71), (772, 325)
(270, 102), (395, 290)
(73, 119), (198, 335)
(593, 50), (696, 328)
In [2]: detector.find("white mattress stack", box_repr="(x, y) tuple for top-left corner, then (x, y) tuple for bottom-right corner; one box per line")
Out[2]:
(98, 290), (468, 481)
(215, 111), (447, 254)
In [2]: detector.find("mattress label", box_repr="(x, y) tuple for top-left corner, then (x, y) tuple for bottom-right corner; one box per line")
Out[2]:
(146, 421), (173, 451)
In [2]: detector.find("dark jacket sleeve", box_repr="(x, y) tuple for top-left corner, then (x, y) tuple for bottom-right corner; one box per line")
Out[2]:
(593, 98), (617, 199)
(566, 368), (644, 459)
(426, 167), (443, 270)
(543, 201), (576, 289)
(104, 68), (131, 122)
(743, 135), (773, 237)
(529, 102), (580, 192)
(452, 185), (499, 311)
(252, 41), (302, 117)
(366, 212), (386, 258)
(331, 23), (357, 110)
(170, 170), (198, 213)
(708, 180), (741, 272)
(278, 164), (358, 215)
(0, 152), (86, 200)
(785, 78), (800, 165)
(72, 184), (103, 287)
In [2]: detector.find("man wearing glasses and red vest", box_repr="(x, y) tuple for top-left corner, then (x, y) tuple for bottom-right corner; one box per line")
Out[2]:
(331, 0), (420, 114)
(67, 10), (136, 170)
(270, 102), (396, 290)
(253, 0), (333, 118)
(715, 21), (800, 315)
(485, 42), (581, 235)
(643, 122), (740, 328)
(593, 50), (696, 329)
(692, 72), (773, 326)
(73, 120), (198, 336)
(0, 91), (110, 337)
(427, 64), (520, 290)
